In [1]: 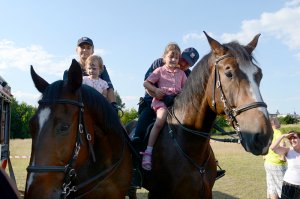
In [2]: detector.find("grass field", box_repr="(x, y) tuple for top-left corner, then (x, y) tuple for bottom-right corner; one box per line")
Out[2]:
(5, 138), (270, 199)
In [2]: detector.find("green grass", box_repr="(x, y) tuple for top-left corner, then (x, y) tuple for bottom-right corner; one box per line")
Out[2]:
(5, 139), (267, 199)
(280, 123), (300, 133)
(211, 141), (266, 199)
(5, 125), (300, 198)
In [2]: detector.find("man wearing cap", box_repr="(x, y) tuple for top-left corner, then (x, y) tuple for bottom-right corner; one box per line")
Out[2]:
(64, 37), (118, 111)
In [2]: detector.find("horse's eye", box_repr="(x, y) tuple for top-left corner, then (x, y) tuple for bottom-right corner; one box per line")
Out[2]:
(56, 123), (70, 134)
(225, 71), (233, 79)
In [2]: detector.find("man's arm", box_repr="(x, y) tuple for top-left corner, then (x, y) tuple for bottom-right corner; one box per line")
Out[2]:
(144, 58), (164, 98)
(144, 80), (165, 100)
(107, 88), (116, 103)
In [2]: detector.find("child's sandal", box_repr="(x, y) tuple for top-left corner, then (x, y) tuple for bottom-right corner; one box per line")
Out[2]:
(140, 151), (152, 171)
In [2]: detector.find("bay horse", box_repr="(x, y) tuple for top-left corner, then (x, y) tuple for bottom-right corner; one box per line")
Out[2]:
(128, 32), (273, 199)
(25, 59), (132, 199)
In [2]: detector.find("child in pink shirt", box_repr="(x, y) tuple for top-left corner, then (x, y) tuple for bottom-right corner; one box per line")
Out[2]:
(83, 55), (108, 98)
(141, 43), (187, 170)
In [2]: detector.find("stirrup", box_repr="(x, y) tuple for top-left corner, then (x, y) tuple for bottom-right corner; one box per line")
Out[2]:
(216, 164), (225, 180)
(216, 170), (226, 180)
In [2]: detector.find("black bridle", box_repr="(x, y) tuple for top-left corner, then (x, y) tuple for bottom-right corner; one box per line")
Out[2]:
(211, 54), (267, 139)
(166, 53), (268, 176)
(26, 91), (125, 198)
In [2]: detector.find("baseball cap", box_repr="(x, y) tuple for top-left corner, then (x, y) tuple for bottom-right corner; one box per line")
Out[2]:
(77, 37), (94, 46)
(181, 47), (199, 66)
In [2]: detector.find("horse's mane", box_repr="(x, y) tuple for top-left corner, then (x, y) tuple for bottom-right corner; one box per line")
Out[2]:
(41, 80), (121, 132)
(175, 41), (257, 110)
(81, 84), (121, 131)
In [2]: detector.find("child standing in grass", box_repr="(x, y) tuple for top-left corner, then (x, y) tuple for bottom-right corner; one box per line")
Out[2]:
(141, 43), (187, 170)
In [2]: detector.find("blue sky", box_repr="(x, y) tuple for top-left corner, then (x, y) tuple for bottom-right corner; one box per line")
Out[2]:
(0, 0), (299, 114)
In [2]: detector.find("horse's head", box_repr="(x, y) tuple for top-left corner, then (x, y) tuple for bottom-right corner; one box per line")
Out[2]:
(25, 59), (88, 198)
(204, 32), (273, 155)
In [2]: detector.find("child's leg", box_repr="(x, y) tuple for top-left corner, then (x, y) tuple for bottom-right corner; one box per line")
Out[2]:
(148, 108), (168, 146)
(142, 108), (168, 170)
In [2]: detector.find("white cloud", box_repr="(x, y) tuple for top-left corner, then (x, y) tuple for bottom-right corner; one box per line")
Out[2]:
(0, 40), (107, 77)
(285, 0), (300, 7)
(183, 32), (206, 43)
(12, 90), (40, 106)
(0, 39), (71, 76)
(220, 3), (300, 50)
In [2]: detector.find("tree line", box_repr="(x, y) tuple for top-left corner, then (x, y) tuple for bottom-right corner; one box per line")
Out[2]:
(9, 95), (299, 139)
(9, 91), (138, 139)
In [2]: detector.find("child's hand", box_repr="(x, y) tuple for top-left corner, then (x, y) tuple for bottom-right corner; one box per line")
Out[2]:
(155, 88), (165, 100)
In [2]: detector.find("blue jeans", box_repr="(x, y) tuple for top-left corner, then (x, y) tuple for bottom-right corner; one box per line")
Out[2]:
(132, 100), (155, 152)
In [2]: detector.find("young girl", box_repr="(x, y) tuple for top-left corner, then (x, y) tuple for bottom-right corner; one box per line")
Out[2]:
(270, 131), (300, 199)
(82, 55), (108, 98)
(141, 43), (187, 170)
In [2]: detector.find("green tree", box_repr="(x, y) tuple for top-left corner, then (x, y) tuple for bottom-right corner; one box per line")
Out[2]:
(278, 115), (296, 125)
(120, 108), (138, 125)
(211, 115), (231, 135)
(115, 90), (125, 109)
(10, 98), (36, 138)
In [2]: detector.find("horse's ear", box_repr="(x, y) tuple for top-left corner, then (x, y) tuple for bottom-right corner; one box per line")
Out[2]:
(203, 31), (227, 56)
(245, 33), (261, 54)
(30, 65), (49, 93)
(67, 59), (82, 91)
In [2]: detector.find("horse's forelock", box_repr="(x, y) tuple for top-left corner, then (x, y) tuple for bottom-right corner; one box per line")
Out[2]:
(224, 41), (257, 67)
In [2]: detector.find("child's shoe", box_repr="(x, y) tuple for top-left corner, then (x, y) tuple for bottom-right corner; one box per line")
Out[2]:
(141, 151), (152, 170)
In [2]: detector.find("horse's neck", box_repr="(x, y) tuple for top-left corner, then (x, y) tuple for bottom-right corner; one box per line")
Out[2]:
(170, 98), (215, 160)
(173, 96), (216, 132)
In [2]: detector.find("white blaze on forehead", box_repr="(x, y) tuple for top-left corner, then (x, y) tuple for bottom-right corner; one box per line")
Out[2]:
(38, 107), (51, 136)
(240, 63), (268, 118)
(27, 107), (51, 192)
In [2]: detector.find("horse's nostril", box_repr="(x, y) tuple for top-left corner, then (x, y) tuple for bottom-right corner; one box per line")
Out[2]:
(254, 133), (264, 146)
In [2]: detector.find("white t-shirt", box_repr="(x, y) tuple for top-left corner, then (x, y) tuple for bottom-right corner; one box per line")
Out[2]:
(283, 149), (300, 185)
(82, 76), (109, 95)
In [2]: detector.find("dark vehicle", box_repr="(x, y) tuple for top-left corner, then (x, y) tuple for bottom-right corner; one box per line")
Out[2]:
(0, 76), (13, 170)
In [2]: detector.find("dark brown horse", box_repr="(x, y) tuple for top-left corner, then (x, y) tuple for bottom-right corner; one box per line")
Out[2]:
(25, 60), (132, 199)
(128, 32), (273, 199)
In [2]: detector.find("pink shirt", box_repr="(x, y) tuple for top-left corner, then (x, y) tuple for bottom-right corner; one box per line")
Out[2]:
(146, 65), (187, 110)
(83, 76), (109, 95)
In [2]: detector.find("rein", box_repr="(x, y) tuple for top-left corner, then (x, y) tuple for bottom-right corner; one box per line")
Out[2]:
(26, 90), (126, 199)
(167, 121), (211, 174)
(168, 108), (240, 143)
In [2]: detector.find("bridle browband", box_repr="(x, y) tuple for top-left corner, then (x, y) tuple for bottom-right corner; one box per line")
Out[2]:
(26, 91), (125, 198)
